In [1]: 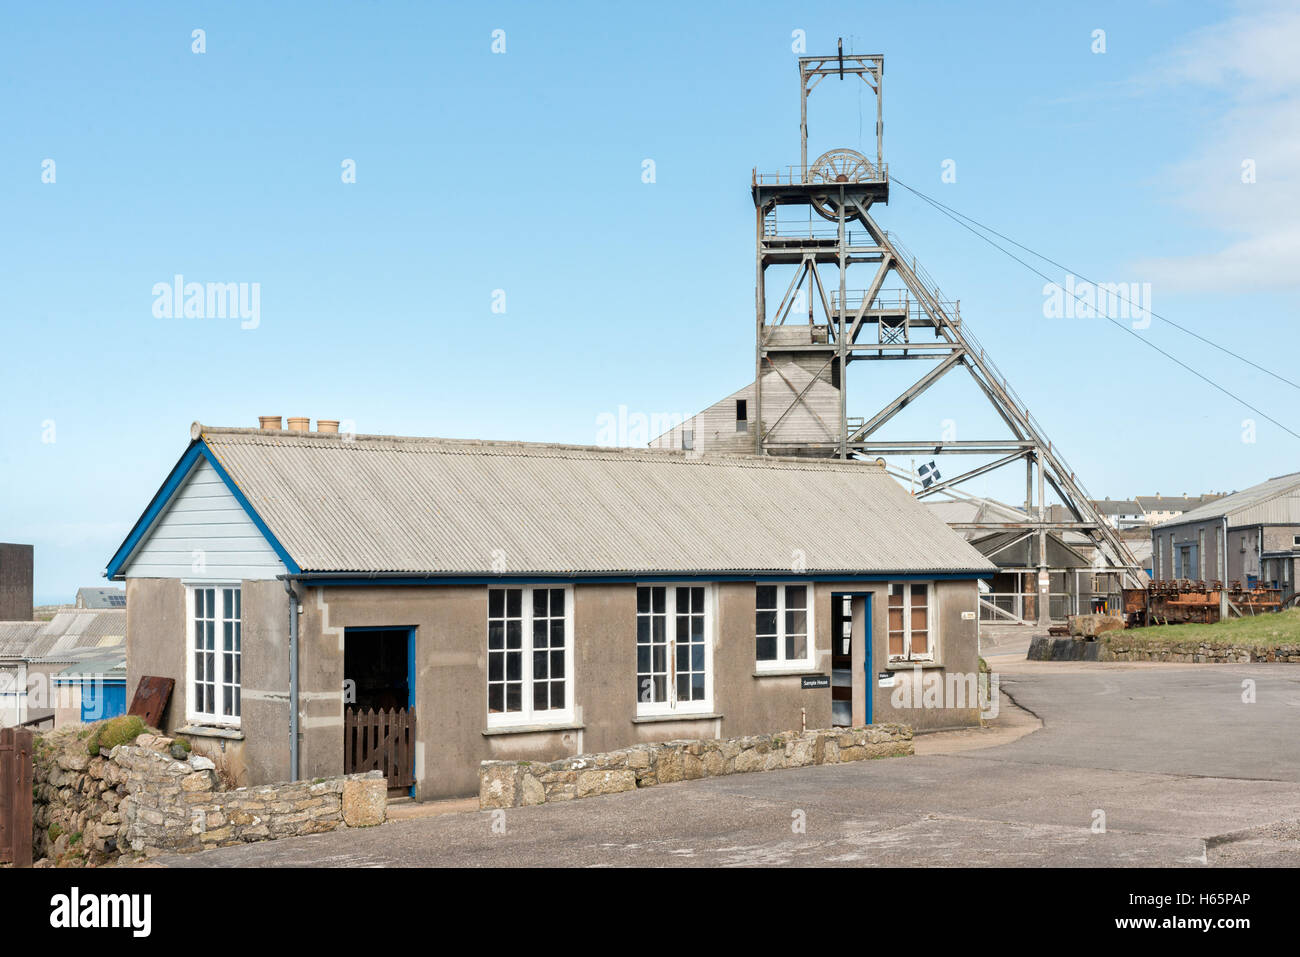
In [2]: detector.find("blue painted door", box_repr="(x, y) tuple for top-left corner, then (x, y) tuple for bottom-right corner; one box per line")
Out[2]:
(82, 682), (126, 722)
(863, 593), (873, 725)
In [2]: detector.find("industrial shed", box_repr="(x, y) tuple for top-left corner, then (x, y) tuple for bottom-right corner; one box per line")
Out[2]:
(1151, 471), (1300, 600)
(106, 421), (994, 799)
(0, 610), (126, 728)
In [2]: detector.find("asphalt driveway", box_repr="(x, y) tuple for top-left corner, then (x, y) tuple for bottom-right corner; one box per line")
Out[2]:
(150, 659), (1300, 867)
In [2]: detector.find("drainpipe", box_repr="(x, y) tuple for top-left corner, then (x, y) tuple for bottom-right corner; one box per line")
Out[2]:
(282, 577), (301, 782)
(1219, 517), (1229, 622)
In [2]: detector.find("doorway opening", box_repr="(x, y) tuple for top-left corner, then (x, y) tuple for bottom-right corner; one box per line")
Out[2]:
(831, 596), (853, 727)
(343, 627), (416, 792)
(830, 593), (872, 727)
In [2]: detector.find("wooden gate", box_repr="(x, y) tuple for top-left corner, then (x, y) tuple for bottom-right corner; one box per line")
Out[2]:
(344, 707), (415, 789)
(0, 727), (34, 867)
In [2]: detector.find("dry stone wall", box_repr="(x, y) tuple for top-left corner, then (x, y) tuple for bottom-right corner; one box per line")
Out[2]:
(1030, 634), (1300, 663)
(1102, 637), (1300, 663)
(480, 724), (913, 809)
(32, 725), (385, 866)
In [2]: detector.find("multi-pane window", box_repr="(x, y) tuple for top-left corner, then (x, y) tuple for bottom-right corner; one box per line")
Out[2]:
(637, 585), (711, 715)
(637, 587), (668, 705)
(755, 583), (812, 669)
(189, 585), (241, 725)
(675, 587), (706, 704)
(531, 589), (566, 712)
(487, 587), (571, 726)
(887, 582), (931, 661)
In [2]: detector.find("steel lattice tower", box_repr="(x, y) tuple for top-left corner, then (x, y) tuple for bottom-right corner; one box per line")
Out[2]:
(743, 51), (1144, 620)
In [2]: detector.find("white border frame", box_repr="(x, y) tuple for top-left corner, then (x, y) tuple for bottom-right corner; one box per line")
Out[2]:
(887, 581), (936, 663)
(754, 581), (817, 673)
(184, 581), (242, 728)
(635, 583), (716, 718)
(485, 585), (576, 729)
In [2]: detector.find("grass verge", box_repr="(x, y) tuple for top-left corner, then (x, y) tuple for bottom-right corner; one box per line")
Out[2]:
(1111, 608), (1300, 650)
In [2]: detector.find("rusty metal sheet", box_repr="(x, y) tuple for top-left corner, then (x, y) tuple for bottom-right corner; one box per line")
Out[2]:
(127, 676), (174, 729)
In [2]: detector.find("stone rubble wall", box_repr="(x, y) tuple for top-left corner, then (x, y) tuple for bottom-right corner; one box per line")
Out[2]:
(33, 727), (386, 866)
(1101, 639), (1300, 664)
(480, 724), (913, 810)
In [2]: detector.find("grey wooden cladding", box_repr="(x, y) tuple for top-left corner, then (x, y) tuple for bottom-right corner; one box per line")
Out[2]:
(123, 458), (286, 580)
(651, 353), (843, 452)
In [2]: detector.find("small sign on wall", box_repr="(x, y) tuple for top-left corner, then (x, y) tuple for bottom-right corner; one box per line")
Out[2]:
(961, 610), (976, 620)
(800, 675), (830, 689)
(877, 672), (896, 688)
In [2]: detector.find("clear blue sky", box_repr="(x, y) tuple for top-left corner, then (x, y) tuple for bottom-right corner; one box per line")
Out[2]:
(3, 1), (1298, 603)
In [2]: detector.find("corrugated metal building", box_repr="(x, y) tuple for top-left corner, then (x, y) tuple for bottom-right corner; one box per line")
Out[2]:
(1151, 472), (1300, 597)
(0, 609), (126, 727)
(105, 422), (994, 798)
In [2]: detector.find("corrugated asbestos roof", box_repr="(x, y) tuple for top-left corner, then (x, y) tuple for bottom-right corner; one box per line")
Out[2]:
(0, 610), (126, 661)
(1154, 472), (1300, 529)
(197, 426), (994, 576)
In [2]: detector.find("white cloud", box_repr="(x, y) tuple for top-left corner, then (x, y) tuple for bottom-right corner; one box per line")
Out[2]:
(1132, 2), (1300, 290)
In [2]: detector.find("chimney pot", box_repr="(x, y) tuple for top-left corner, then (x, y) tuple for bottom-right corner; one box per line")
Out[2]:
(258, 416), (283, 430)
(317, 420), (340, 434)
(287, 417), (310, 432)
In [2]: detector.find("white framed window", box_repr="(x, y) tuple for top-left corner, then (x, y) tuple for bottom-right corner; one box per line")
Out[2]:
(887, 582), (933, 662)
(186, 584), (241, 727)
(486, 586), (574, 728)
(636, 584), (713, 716)
(755, 583), (814, 671)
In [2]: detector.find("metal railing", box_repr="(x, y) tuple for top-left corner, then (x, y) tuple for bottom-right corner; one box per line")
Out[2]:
(761, 214), (878, 244)
(979, 592), (1077, 623)
(830, 288), (958, 320)
(753, 163), (889, 187)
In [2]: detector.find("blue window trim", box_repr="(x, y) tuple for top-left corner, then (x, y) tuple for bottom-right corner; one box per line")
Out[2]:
(291, 571), (992, 587)
(50, 676), (127, 687)
(104, 440), (300, 581)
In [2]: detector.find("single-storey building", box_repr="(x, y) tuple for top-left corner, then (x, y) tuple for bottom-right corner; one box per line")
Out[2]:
(50, 653), (128, 726)
(1151, 471), (1300, 599)
(0, 609), (126, 728)
(106, 422), (995, 799)
(75, 587), (127, 609)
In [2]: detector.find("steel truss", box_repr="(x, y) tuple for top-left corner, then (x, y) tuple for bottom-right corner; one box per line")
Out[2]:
(751, 52), (1143, 615)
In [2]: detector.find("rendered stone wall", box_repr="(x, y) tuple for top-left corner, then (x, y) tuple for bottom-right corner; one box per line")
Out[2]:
(479, 724), (913, 809)
(31, 725), (385, 866)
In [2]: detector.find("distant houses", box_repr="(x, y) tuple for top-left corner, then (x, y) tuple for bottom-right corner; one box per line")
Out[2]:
(0, 546), (128, 729)
(0, 608), (127, 728)
(1090, 493), (1223, 530)
(75, 587), (126, 609)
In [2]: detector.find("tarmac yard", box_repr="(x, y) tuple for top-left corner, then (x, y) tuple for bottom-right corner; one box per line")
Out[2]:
(151, 653), (1300, 868)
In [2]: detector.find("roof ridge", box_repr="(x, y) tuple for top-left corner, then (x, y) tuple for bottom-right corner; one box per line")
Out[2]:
(194, 423), (886, 472)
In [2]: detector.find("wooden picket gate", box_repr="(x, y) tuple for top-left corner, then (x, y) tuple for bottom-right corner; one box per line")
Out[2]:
(344, 708), (415, 789)
(0, 727), (34, 867)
